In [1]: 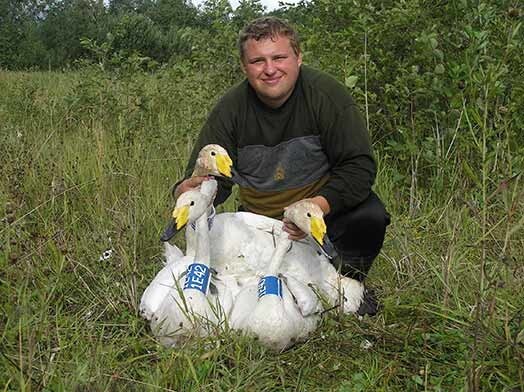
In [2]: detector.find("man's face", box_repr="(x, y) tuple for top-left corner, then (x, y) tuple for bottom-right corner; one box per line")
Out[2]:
(241, 35), (302, 109)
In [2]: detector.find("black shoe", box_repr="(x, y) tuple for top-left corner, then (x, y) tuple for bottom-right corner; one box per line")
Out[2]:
(357, 287), (379, 317)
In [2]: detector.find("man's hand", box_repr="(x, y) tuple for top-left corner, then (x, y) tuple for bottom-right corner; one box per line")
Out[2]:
(174, 176), (210, 199)
(282, 196), (330, 240)
(282, 218), (307, 240)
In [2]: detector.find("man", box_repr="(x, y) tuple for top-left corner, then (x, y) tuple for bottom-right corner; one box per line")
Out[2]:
(174, 16), (390, 315)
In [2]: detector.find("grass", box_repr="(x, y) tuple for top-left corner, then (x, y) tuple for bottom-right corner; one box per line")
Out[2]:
(0, 68), (522, 391)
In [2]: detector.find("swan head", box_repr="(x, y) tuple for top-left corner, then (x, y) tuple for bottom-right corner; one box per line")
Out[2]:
(193, 144), (233, 178)
(283, 200), (327, 246)
(161, 189), (211, 242)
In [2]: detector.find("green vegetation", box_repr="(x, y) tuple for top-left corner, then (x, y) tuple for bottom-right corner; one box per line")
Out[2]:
(1, 0), (523, 390)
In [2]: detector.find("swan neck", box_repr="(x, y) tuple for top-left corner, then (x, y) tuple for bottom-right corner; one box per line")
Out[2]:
(266, 234), (291, 276)
(194, 215), (210, 266)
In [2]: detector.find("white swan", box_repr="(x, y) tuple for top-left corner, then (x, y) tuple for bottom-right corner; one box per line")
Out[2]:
(140, 144), (233, 321)
(147, 182), (236, 346)
(205, 208), (364, 315)
(229, 200), (325, 351)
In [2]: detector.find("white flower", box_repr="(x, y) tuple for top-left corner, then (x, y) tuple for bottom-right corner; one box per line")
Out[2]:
(360, 339), (373, 350)
(99, 248), (114, 261)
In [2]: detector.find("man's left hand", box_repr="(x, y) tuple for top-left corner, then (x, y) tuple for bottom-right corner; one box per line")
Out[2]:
(282, 218), (307, 240)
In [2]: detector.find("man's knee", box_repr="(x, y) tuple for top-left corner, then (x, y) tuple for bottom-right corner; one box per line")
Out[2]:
(352, 192), (390, 230)
(327, 192), (390, 280)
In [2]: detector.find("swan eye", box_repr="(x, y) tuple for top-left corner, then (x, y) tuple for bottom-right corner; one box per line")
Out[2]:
(211, 151), (216, 156)
(190, 201), (195, 206)
(307, 212), (311, 217)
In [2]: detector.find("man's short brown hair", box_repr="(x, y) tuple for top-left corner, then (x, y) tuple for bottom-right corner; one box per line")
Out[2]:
(238, 17), (301, 62)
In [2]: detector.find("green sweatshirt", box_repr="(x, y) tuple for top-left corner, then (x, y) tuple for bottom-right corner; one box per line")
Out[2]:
(183, 65), (375, 218)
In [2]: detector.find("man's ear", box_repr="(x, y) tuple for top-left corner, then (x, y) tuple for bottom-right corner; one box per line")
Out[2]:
(240, 59), (247, 75)
(297, 52), (303, 67)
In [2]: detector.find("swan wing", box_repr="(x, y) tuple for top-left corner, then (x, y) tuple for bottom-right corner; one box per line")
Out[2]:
(140, 256), (191, 320)
(282, 274), (322, 317)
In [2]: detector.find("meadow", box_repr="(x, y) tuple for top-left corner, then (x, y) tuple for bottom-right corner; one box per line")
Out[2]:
(0, 61), (522, 391)
(1, 2), (524, 389)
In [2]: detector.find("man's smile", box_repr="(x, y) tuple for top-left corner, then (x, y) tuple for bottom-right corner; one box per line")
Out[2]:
(262, 76), (282, 85)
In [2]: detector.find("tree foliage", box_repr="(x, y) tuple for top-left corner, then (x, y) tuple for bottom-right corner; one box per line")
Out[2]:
(1, 0), (523, 184)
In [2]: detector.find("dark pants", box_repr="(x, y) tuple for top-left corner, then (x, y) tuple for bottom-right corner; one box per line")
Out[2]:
(326, 191), (390, 281)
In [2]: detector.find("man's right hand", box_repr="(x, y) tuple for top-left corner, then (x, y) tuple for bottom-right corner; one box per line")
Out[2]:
(174, 176), (209, 199)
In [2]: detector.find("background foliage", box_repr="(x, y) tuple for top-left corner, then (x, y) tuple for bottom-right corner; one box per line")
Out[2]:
(1, 0), (523, 390)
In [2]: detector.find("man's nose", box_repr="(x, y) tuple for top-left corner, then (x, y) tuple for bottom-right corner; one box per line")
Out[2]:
(264, 60), (276, 74)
